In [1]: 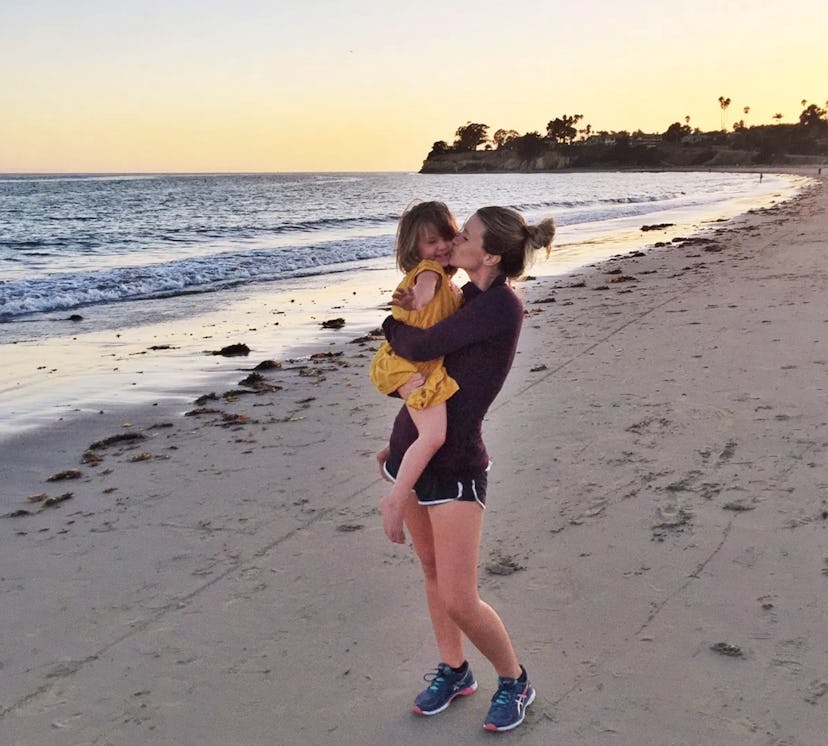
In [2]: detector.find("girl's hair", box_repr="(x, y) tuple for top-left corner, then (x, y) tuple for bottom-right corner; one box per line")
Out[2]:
(396, 200), (458, 273)
(475, 206), (556, 279)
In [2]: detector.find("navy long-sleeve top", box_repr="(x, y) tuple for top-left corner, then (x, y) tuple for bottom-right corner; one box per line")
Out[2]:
(382, 274), (524, 479)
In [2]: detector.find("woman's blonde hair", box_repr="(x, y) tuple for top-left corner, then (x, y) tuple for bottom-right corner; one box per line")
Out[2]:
(395, 200), (458, 273)
(475, 206), (556, 279)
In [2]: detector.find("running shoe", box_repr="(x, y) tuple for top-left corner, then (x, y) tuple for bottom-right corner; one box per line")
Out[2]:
(412, 662), (478, 716)
(483, 666), (536, 732)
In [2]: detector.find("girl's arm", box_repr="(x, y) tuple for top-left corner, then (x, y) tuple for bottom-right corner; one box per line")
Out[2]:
(410, 269), (440, 311)
(383, 285), (522, 362)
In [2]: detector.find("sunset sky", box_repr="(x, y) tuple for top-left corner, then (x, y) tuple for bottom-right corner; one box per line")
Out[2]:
(2, 0), (826, 173)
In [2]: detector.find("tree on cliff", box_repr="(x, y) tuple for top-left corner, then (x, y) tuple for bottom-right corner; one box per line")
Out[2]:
(513, 132), (546, 161)
(493, 129), (520, 149)
(428, 141), (452, 157)
(546, 115), (583, 145)
(453, 122), (489, 152)
(663, 122), (692, 143)
(718, 96), (731, 131)
(799, 103), (827, 128)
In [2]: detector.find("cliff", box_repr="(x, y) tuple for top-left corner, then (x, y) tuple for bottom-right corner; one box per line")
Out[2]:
(419, 149), (571, 174)
(420, 136), (828, 174)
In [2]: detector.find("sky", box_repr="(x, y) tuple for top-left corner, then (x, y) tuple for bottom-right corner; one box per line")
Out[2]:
(1, 0), (826, 173)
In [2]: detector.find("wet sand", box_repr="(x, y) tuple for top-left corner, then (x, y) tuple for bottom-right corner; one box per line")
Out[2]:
(1, 174), (826, 744)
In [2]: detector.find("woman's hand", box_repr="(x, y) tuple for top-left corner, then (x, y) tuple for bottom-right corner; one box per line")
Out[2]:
(379, 493), (407, 544)
(391, 286), (416, 311)
(397, 373), (425, 400)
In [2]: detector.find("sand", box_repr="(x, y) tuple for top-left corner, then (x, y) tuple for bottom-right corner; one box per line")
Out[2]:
(1, 174), (826, 745)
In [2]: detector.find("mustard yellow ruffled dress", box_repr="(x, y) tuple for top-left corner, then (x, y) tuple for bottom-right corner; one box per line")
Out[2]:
(370, 259), (462, 410)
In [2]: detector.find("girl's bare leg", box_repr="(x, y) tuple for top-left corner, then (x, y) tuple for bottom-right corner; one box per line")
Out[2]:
(428, 501), (521, 678)
(389, 403), (446, 503)
(379, 403), (446, 543)
(403, 498), (465, 667)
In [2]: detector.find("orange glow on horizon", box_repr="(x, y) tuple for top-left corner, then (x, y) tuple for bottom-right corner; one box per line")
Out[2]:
(2, 1), (826, 173)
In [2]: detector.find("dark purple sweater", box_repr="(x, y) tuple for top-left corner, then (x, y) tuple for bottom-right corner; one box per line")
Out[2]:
(383, 274), (524, 479)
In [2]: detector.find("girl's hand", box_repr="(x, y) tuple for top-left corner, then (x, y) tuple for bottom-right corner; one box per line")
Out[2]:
(376, 446), (391, 482)
(391, 287), (416, 311)
(397, 373), (425, 400)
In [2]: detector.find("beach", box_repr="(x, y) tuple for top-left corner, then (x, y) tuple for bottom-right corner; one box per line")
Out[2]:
(1, 172), (826, 745)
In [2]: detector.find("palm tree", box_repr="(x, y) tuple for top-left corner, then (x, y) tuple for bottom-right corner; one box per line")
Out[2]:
(718, 96), (732, 130)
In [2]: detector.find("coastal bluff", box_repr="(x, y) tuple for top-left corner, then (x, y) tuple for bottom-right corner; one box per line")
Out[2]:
(420, 149), (570, 173)
(423, 107), (828, 173)
(419, 145), (827, 174)
(420, 134), (828, 174)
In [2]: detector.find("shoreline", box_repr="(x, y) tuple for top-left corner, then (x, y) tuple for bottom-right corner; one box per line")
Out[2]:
(1, 172), (826, 743)
(0, 169), (810, 441)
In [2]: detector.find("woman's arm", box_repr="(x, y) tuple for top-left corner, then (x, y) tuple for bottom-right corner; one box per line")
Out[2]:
(383, 285), (522, 361)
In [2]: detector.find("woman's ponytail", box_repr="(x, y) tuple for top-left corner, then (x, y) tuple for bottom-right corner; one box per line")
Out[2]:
(526, 217), (556, 259)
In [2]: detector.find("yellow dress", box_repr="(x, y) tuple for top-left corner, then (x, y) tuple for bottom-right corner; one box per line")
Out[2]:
(370, 259), (462, 410)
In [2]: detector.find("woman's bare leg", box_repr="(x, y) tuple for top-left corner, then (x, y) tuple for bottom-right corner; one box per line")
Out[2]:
(403, 498), (465, 667)
(428, 501), (521, 678)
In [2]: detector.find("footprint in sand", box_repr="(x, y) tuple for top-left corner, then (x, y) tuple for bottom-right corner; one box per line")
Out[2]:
(717, 440), (737, 465)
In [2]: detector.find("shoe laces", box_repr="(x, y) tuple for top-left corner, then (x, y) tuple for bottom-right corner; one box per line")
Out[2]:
(423, 665), (451, 691)
(491, 678), (520, 707)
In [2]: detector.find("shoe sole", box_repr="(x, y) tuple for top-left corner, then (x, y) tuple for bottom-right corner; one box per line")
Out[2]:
(412, 682), (478, 716)
(483, 686), (536, 732)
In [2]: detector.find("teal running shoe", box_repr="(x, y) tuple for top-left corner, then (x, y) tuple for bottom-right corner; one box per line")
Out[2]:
(412, 662), (478, 716)
(483, 666), (536, 732)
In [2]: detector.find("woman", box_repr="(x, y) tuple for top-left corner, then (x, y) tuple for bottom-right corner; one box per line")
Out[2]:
(377, 206), (556, 732)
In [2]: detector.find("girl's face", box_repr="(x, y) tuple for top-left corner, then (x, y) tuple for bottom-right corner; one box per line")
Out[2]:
(450, 213), (489, 271)
(417, 224), (454, 267)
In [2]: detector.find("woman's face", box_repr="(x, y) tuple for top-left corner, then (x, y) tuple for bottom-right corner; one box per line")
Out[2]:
(450, 213), (488, 271)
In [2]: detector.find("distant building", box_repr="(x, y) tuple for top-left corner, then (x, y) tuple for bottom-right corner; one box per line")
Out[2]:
(631, 134), (662, 147)
(583, 134), (617, 146)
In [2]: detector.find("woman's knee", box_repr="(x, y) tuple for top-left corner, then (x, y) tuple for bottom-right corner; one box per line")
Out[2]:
(440, 589), (479, 624)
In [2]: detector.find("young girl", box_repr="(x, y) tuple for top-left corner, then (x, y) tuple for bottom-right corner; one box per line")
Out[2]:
(369, 201), (462, 543)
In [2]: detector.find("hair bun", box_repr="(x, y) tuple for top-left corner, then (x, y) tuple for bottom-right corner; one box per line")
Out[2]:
(527, 217), (556, 254)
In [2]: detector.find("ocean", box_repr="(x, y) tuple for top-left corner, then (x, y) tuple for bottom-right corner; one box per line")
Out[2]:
(0, 170), (809, 435)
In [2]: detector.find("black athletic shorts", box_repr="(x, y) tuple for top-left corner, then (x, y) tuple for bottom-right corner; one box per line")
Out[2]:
(383, 457), (489, 508)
